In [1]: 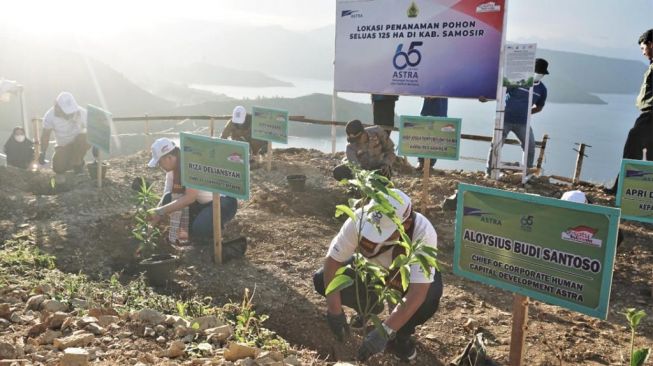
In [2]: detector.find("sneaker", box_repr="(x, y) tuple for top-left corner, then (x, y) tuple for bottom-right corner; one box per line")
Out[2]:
(389, 336), (417, 362)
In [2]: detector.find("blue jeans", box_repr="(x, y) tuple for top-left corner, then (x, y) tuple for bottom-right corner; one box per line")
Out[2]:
(487, 121), (535, 173)
(191, 196), (238, 240)
(161, 193), (238, 242)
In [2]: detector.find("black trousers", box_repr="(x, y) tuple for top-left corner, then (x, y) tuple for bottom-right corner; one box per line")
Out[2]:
(313, 260), (443, 339)
(623, 111), (653, 160)
(611, 111), (653, 189)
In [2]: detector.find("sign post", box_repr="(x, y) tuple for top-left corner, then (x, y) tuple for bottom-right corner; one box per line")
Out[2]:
(616, 159), (653, 223)
(251, 106), (289, 172)
(398, 115), (462, 212)
(454, 184), (620, 362)
(87, 105), (112, 188)
(180, 133), (250, 264)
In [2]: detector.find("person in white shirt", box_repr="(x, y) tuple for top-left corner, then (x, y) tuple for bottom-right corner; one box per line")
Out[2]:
(313, 189), (443, 362)
(39, 92), (92, 174)
(146, 138), (238, 244)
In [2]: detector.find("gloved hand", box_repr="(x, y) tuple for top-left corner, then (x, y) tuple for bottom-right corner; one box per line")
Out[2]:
(326, 312), (349, 342)
(380, 165), (392, 178)
(357, 327), (390, 361)
(38, 152), (47, 165)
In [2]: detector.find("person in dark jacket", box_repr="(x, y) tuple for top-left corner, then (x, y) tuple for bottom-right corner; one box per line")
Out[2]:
(4, 126), (34, 169)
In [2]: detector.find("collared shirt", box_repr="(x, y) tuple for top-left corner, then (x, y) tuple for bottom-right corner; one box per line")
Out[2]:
(504, 82), (547, 125)
(345, 126), (396, 169)
(327, 211), (438, 283)
(636, 62), (653, 112)
(42, 107), (87, 146)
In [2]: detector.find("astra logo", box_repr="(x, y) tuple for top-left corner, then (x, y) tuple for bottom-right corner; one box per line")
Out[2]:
(463, 207), (502, 226)
(393, 41), (422, 70)
(341, 10), (362, 18)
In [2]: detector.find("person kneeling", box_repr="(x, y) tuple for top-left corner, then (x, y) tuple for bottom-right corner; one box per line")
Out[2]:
(146, 138), (238, 245)
(313, 189), (442, 361)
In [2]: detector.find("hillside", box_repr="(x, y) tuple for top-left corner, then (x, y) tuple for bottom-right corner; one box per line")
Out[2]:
(0, 37), (172, 130)
(0, 149), (651, 365)
(172, 63), (293, 87)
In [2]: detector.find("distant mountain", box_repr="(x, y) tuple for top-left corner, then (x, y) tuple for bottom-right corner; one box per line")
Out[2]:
(538, 49), (648, 104)
(173, 63), (293, 87)
(167, 93), (371, 130)
(0, 37), (172, 132)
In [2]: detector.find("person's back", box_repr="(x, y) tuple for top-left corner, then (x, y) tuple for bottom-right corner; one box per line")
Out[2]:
(504, 82), (547, 124)
(348, 125), (395, 170)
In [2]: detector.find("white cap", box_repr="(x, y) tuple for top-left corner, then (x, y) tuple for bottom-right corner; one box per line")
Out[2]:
(55, 92), (80, 115)
(232, 106), (246, 124)
(361, 189), (412, 243)
(148, 138), (176, 168)
(561, 190), (587, 203)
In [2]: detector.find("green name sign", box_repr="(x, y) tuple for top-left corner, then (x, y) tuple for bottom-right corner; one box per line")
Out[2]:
(398, 115), (462, 160)
(453, 183), (620, 319)
(616, 159), (653, 223)
(251, 106), (288, 144)
(87, 104), (111, 153)
(180, 133), (250, 200)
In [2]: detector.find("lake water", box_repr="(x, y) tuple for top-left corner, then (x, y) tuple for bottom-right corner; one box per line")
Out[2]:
(196, 77), (642, 185)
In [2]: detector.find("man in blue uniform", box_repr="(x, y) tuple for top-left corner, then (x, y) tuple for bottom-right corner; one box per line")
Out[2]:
(485, 58), (549, 174)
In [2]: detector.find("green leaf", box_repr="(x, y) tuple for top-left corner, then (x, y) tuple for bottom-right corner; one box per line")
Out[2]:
(400, 265), (410, 291)
(191, 322), (200, 330)
(626, 309), (647, 328)
(631, 348), (650, 366)
(325, 274), (354, 295)
(335, 204), (356, 220)
(334, 266), (349, 276)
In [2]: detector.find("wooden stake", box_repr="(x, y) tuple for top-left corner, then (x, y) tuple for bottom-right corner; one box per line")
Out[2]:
(509, 294), (529, 366)
(421, 158), (430, 213)
(144, 114), (150, 149)
(210, 117), (215, 137)
(267, 141), (272, 172)
(213, 193), (222, 264)
(96, 153), (102, 188)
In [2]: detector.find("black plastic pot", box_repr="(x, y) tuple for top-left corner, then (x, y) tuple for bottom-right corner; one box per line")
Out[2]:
(139, 254), (179, 287)
(286, 174), (307, 192)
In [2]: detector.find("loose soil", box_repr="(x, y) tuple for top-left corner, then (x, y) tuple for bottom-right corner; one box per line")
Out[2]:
(1, 148), (651, 365)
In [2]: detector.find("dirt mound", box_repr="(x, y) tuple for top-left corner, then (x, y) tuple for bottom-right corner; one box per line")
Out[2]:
(1, 148), (652, 365)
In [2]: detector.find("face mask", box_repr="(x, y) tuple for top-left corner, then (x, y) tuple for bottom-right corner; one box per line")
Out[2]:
(534, 73), (545, 82)
(14, 135), (25, 143)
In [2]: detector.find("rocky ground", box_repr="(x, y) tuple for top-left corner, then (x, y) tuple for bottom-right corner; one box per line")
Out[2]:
(0, 148), (652, 365)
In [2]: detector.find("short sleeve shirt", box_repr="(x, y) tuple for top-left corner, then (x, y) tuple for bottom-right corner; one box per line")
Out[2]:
(327, 212), (438, 283)
(504, 82), (547, 125)
(42, 107), (88, 146)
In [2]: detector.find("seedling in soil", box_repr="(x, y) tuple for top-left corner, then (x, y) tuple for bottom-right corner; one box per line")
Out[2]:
(132, 178), (161, 257)
(327, 166), (439, 342)
(624, 308), (650, 366)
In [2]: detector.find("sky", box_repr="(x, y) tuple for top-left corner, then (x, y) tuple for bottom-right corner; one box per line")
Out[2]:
(3, 0), (652, 60)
